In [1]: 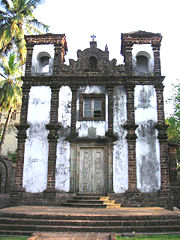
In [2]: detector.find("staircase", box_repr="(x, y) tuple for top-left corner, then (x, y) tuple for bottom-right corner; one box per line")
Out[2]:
(62, 195), (121, 208)
(0, 209), (180, 236)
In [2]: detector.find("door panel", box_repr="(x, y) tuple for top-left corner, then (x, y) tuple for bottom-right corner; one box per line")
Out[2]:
(79, 148), (105, 194)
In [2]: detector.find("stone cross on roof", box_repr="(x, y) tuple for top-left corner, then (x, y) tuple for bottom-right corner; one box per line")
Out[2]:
(91, 35), (96, 41)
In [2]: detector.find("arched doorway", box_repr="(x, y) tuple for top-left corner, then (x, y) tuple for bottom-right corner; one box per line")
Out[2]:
(0, 160), (8, 193)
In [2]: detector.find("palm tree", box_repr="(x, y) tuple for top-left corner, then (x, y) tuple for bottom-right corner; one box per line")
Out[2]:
(0, 53), (22, 155)
(0, 0), (49, 64)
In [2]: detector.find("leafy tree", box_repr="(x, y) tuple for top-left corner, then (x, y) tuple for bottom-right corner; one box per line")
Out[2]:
(0, 53), (22, 155)
(166, 83), (180, 164)
(0, 0), (49, 64)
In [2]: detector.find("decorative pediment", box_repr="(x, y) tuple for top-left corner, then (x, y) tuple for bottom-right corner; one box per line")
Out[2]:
(61, 40), (124, 75)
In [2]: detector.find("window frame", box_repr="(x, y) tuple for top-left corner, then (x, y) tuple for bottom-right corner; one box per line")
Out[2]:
(79, 94), (105, 121)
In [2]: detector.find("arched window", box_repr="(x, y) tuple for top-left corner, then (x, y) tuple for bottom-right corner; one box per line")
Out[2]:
(89, 56), (97, 72)
(135, 51), (151, 75)
(37, 52), (51, 74)
(136, 55), (148, 73)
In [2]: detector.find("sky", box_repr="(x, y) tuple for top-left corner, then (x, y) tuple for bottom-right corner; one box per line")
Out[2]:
(1, 0), (180, 115)
(33, 0), (180, 116)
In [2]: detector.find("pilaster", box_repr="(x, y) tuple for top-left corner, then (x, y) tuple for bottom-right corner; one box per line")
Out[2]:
(53, 44), (62, 74)
(124, 84), (138, 191)
(152, 43), (161, 76)
(124, 44), (133, 75)
(25, 44), (34, 76)
(70, 86), (78, 136)
(15, 86), (30, 189)
(46, 86), (60, 191)
(107, 86), (114, 134)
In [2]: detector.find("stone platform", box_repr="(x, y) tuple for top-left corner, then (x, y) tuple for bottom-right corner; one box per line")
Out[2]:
(0, 205), (180, 239)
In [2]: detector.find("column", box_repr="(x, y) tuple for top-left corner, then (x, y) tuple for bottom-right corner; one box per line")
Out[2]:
(152, 43), (161, 76)
(53, 44), (62, 75)
(25, 44), (34, 76)
(46, 86), (60, 190)
(124, 43), (133, 75)
(124, 84), (138, 191)
(70, 86), (78, 136)
(155, 85), (170, 190)
(107, 86), (114, 134)
(15, 86), (30, 189)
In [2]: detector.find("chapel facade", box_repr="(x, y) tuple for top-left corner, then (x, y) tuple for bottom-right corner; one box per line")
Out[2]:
(12, 31), (174, 208)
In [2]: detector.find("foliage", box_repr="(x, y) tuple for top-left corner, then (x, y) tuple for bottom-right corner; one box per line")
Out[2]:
(0, 53), (22, 111)
(0, 0), (49, 64)
(166, 83), (180, 143)
(8, 151), (17, 163)
(0, 237), (29, 240)
(0, 53), (22, 154)
(166, 83), (180, 164)
(116, 235), (180, 240)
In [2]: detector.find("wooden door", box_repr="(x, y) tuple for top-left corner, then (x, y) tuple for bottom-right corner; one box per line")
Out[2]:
(79, 148), (105, 194)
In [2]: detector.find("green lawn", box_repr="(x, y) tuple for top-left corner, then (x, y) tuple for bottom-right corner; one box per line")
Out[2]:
(0, 237), (28, 240)
(116, 235), (180, 240)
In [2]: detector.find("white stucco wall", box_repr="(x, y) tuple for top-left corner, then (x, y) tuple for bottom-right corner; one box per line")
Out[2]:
(135, 85), (160, 192)
(113, 86), (128, 193)
(55, 86), (72, 191)
(76, 86), (108, 137)
(55, 137), (70, 192)
(23, 86), (51, 193)
(31, 44), (54, 75)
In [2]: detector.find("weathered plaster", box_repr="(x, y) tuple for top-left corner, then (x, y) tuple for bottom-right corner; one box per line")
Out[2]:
(55, 86), (72, 191)
(58, 86), (72, 128)
(113, 86), (128, 193)
(55, 137), (70, 192)
(31, 44), (54, 75)
(135, 85), (160, 192)
(23, 86), (51, 193)
(76, 86), (108, 137)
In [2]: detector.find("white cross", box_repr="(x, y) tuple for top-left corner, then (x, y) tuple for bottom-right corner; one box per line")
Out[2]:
(91, 35), (96, 41)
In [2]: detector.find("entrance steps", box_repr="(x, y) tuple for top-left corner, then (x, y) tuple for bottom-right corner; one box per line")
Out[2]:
(0, 207), (180, 236)
(62, 195), (121, 208)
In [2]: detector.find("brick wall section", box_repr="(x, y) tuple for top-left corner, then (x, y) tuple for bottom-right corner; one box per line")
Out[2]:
(45, 87), (60, 190)
(124, 44), (133, 75)
(124, 85), (138, 191)
(53, 44), (63, 74)
(168, 144), (180, 208)
(15, 86), (30, 189)
(25, 45), (34, 76)
(152, 44), (161, 76)
(155, 85), (165, 123)
(70, 87), (78, 135)
(107, 87), (114, 134)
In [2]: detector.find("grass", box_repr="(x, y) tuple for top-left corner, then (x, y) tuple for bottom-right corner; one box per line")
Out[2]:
(0, 237), (29, 240)
(116, 235), (180, 240)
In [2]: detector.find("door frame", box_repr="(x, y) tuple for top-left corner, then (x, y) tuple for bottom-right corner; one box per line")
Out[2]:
(69, 142), (114, 195)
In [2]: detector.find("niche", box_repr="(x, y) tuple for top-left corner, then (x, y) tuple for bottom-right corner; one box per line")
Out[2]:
(37, 52), (51, 74)
(89, 56), (97, 72)
(135, 51), (151, 75)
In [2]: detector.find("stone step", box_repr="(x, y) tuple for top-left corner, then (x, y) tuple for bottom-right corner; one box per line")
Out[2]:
(67, 199), (105, 204)
(1, 212), (180, 221)
(1, 217), (180, 227)
(62, 203), (107, 208)
(73, 195), (109, 200)
(1, 224), (180, 233)
(64, 195), (119, 208)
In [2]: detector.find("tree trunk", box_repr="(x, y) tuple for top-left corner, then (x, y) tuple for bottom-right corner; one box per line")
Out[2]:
(0, 108), (13, 155)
